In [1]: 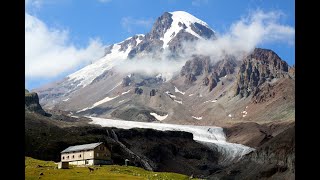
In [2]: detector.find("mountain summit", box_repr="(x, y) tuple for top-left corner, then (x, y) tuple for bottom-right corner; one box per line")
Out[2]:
(34, 11), (294, 129)
(150, 11), (215, 47)
(128, 11), (215, 58)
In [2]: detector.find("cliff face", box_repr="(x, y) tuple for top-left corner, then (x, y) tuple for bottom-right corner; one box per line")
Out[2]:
(25, 90), (47, 116)
(180, 55), (238, 92)
(289, 65), (295, 79)
(234, 48), (289, 98)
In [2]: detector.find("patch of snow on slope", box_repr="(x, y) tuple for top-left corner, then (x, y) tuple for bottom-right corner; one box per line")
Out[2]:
(68, 41), (132, 88)
(150, 113), (168, 121)
(76, 82), (123, 113)
(135, 34), (144, 45)
(189, 94), (194, 96)
(165, 91), (176, 98)
(106, 81), (122, 94)
(77, 107), (90, 113)
(76, 95), (119, 113)
(118, 100), (125, 103)
(174, 86), (185, 95)
(88, 116), (255, 164)
(192, 116), (202, 120)
(242, 110), (248, 118)
(204, 99), (217, 103)
(62, 98), (69, 102)
(121, 90), (131, 95)
(174, 99), (183, 104)
(93, 95), (119, 107)
(160, 11), (212, 48)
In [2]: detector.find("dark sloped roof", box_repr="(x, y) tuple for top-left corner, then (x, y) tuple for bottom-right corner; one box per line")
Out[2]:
(61, 142), (103, 153)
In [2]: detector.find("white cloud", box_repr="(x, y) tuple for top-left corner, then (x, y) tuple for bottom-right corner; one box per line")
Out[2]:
(25, 0), (43, 9)
(192, 0), (208, 6)
(98, 0), (112, 3)
(182, 10), (295, 61)
(121, 17), (153, 33)
(115, 10), (294, 77)
(115, 55), (185, 80)
(25, 13), (105, 78)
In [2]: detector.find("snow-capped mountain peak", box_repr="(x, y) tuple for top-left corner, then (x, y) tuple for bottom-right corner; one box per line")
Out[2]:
(170, 11), (210, 29)
(159, 11), (215, 48)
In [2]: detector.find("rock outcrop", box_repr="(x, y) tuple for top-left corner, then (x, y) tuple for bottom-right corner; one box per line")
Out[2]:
(150, 89), (156, 96)
(289, 65), (295, 79)
(122, 76), (132, 87)
(25, 90), (48, 116)
(134, 87), (143, 95)
(181, 55), (237, 91)
(234, 48), (289, 98)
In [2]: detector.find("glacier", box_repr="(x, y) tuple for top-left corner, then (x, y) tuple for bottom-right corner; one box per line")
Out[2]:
(88, 116), (255, 165)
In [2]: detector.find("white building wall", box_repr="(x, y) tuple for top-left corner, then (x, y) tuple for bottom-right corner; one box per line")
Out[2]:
(69, 160), (86, 165)
(88, 159), (94, 165)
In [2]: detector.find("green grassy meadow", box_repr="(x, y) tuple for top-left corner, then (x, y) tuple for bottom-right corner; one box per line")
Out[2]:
(25, 157), (193, 180)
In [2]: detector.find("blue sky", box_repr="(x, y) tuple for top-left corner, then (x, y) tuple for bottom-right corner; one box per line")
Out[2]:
(25, 0), (295, 90)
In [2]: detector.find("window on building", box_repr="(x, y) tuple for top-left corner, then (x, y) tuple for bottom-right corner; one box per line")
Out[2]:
(72, 155), (74, 159)
(67, 156), (69, 159)
(62, 156), (65, 160)
(97, 153), (99, 157)
(79, 154), (81, 158)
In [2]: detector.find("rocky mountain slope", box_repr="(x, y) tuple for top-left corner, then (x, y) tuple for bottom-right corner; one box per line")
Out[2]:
(25, 91), (294, 179)
(210, 125), (295, 179)
(34, 11), (294, 130)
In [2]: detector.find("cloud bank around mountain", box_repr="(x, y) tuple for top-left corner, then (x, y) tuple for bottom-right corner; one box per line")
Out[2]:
(25, 13), (105, 78)
(183, 10), (295, 62)
(116, 10), (295, 78)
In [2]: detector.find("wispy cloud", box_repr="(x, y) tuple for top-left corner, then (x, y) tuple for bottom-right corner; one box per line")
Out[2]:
(116, 10), (294, 78)
(182, 10), (295, 60)
(192, 0), (208, 7)
(121, 17), (153, 33)
(25, 13), (105, 78)
(25, 0), (43, 9)
(97, 0), (112, 3)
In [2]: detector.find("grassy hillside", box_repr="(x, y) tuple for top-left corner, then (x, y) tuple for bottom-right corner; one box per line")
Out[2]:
(25, 157), (193, 180)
